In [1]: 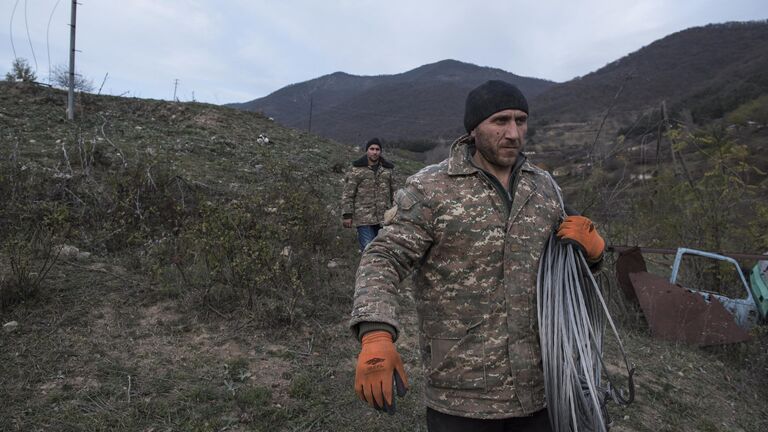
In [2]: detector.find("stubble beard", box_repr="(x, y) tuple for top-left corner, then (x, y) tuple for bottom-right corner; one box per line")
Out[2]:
(477, 139), (523, 169)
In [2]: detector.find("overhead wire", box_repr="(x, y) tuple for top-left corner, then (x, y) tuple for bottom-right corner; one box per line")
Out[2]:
(10, 0), (21, 60)
(537, 174), (635, 432)
(25, 0), (39, 72)
(47, 0), (62, 83)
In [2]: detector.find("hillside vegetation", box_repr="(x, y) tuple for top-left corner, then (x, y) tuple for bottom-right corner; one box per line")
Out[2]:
(532, 21), (768, 123)
(1, 82), (767, 431)
(230, 22), (768, 158)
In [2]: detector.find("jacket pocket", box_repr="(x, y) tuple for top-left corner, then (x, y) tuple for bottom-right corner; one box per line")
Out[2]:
(423, 318), (486, 390)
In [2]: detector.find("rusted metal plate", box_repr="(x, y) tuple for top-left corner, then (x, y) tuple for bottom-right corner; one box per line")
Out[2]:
(629, 272), (751, 346)
(616, 247), (646, 303)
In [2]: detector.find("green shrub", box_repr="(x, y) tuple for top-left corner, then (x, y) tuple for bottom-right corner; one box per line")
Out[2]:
(168, 168), (351, 326)
(234, 386), (271, 409)
(725, 94), (768, 126)
(226, 358), (250, 383)
(288, 370), (315, 400)
(4, 58), (37, 83)
(597, 125), (768, 292)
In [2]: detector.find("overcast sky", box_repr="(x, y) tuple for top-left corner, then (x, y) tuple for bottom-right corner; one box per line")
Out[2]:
(2, 0), (766, 104)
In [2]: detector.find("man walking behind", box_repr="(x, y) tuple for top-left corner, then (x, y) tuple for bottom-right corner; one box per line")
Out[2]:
(349, 81), (605, 431)
(341, 138), (396, 252)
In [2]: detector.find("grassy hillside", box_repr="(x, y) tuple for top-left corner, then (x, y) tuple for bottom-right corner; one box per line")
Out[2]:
(1, 82), (767, 431)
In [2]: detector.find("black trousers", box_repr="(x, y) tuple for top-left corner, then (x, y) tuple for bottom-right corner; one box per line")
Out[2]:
(426, 407), (553, 432)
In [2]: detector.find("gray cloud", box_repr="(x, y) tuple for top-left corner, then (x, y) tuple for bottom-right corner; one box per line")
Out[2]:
(2, 0), (765, 104)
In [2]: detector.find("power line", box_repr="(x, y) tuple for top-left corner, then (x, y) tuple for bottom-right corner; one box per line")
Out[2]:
(47, 0), (63, 82)
(10, 0), (21, 60)
(24, 0), (39, 72)
(308, 95), (313, 132)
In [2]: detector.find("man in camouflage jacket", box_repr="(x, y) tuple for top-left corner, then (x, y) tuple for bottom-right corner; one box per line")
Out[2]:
(341, 138), (396, 252)
(349, 81), (605, 431)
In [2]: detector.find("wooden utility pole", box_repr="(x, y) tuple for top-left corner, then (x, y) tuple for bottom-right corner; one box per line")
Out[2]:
(308, 96), (314, 132)
(655, 101), (664, 168)
(663, 101), (677, 170)
(655, 100), (674, 172)
(67, 0), (77, 121)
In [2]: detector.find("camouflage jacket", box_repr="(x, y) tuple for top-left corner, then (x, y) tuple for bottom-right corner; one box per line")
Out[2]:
(350, 135), (564, 419)
(341, 155), (395, 227)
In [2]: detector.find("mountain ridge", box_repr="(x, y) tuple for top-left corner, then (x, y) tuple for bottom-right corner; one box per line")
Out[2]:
(230, 59), (556, 145)
(230, 21), (768, 149)
(532, 20), (768, 123)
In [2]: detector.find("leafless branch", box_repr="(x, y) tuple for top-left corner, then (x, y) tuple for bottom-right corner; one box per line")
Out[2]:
(98, 72), (109, 95)
(98, 113), (127, 167)
(590, 73), (632, 163)
(61, 141), (73, 175)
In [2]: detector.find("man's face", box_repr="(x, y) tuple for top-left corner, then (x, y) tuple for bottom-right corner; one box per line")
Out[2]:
(367, 144), (381, 162)
(470, 109), (528, 169)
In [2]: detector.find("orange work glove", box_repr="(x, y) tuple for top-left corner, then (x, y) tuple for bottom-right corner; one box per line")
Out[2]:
(557, 215), (605, 261)
(354, 330), (409, 415)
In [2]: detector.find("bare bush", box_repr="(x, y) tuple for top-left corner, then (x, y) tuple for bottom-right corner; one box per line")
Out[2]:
(1, 224), (61, 309)
(51, 64), (94, 93)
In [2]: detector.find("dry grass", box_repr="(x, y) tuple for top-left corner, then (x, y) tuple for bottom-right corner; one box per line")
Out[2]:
(0, 257), (429, 431)
(1, 82), (767, 431)
(3, 257), (767, 431)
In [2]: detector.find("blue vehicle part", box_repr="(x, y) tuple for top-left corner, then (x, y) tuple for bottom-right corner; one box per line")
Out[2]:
(670, 248), (761, 329)
(749, 259), (768, 319)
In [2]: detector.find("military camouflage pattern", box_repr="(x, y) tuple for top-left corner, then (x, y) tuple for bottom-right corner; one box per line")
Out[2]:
(350, 135), (564, 419)
(341, 156), (395, 227)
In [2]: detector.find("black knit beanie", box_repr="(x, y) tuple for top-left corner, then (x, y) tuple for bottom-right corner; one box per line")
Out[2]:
(365, 137), (382, 150)
(464, 80), (529, 133)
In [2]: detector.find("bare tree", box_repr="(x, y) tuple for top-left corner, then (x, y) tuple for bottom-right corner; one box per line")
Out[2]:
(51, 64), (94, 93)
